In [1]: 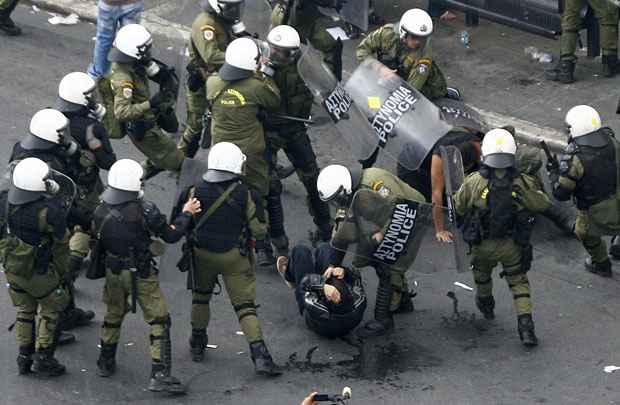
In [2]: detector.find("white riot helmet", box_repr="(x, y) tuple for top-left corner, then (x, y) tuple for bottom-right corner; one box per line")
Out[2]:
(9, 158), (56, 205)
(219, 37), (260, 81)
(481, 128), (517, 169)
(399, 8), (433, 39)
(23, 108), (70, 150)
(102, 159), (144, 205)
(207, 0), (246, 33)
(111, 24), (153, 61)
(57, 72), (106, 121)
(266, 25), (301, 66)
(564, 105), (602, 138)
(317, 165), (353, 202)
(205, 141), (246, 182)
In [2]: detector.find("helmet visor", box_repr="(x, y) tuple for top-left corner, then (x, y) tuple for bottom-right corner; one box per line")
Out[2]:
(268, 44), (300, 66)
(482, 153), (515, 169)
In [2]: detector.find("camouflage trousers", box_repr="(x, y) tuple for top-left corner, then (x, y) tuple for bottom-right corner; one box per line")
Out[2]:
(191, 247), (263, 344)
(471, 238), (533, 316)
(560, 0), (619, 60)
(101, 270), (169, 361)
(5, 270), (69, 351)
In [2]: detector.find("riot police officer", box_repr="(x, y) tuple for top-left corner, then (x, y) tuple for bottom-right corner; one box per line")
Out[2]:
(173, 142), (282, 376)
(356, 8), (450, 101)
(57, 71), (117, 284)
(276, 243), (367, 338)
(546, 0), (619, 83)
(0, 0), (20, 36)
(271, 0), (344, 79)
(179, 0), (246, 157)
(0, 158), (74, 376)
(261, 25), (332, 257)
(10, 108), (95, 332)
(92, 159), (200, 394)
(317, 165), (427, 337)
(454, 129), (552, 347)
(547, 105), (620, 277)
(108, 23), (184, 179)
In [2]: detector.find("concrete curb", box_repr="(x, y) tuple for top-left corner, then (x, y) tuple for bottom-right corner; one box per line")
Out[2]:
(26, 0), (190, 42)
(26, 0), (567, 152)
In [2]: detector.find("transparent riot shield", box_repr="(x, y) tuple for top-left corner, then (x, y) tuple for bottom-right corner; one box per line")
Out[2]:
(340, 0), (369, 32)
(439, 145), (469, 273)
(297, 44), (378, 162)
(330, 189), (436, 273)
(345, 58), (454, 171)
(435, 98), (487, 135)
(244, 0), (273, 38)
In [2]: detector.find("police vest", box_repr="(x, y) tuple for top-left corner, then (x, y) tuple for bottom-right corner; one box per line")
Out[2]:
(66, 115), (100, 186)
(569, 130), (617, 209)
(10, 142), (67, 173)
(479, 168), (517, 240)
(192, 180), (248, 252)
(94, 201), (150, 258)
(7, 199), (50, 246)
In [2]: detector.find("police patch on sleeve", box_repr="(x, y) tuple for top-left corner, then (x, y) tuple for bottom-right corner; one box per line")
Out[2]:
(372, 181), (390, 197)
(417, 63), (428, 74)
(122, 87), (133, 99)
(203, 29), (214, 41)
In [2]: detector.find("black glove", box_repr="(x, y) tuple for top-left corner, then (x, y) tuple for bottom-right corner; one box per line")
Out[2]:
(149, 92), (167, 111)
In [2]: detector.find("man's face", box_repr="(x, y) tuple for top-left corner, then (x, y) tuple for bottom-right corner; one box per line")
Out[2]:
(403, 34), (425, 51)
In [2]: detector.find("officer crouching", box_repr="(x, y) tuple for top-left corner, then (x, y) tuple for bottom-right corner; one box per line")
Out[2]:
(172, 142), (282, 376)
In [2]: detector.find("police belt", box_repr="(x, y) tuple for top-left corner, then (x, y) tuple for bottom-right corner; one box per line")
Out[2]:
(104, 253), (136, 274)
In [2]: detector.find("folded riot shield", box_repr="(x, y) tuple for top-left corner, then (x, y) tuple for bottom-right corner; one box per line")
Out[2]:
(439, 145), (469, 273)
(297, 44), (378, 162)
(330, 188), (439, 274)
(176, 158), (208, 202)
(245, 0), (273, 38)
(340, 0), (370, 32)
(434, 98), (487, 135)
(345, 58), (453, 170)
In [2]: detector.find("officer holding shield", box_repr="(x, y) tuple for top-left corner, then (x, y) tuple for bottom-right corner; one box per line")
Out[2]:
(316, 165), (427, 337)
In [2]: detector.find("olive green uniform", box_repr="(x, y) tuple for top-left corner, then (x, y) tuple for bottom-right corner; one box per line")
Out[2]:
(356, 24), (448, 101)
(454, 171), (551, 316)
(0, 0), (18, 10)
(553, 138), (620, 264)
(178, 11), (234, 155)
(271, 0), (341, 71)
(109, 62), (184, 172)
(186, 187), (268, 343)
(206, 72), (281, 197)
(560, 0), (618, 62)
(331, 167), (427, 310)
(1, 204), (70, 353)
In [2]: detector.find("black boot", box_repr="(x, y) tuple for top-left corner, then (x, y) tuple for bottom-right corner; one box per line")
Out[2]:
(189, 328), (207, 363)
(357, 272), (394, 338)
(517, 314), (538, 347)
(475, 296), (495, 320)
(148, 317), (186, 394)
(602, 54), (620, 78)
(57, 331), (76, 346)
(391, 290), (415, 314)
(32, 347), (66, 376)
(609, 236), (620, 260)
(545, 59), (576, 84)
(17, 345), (34, 375)
(585, 257), (613, 277)
(249, 340), (282, 377)
(271, 235), (289, 257)
(256, 241), (275, 267)
(542, 204), (575, 236)
(97, 342), (117, 377)
(59, 297), (95, 331)
(0, 2), (21, 36)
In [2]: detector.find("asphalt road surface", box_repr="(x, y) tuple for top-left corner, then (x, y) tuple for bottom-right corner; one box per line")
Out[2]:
(2, 3), (620, 405)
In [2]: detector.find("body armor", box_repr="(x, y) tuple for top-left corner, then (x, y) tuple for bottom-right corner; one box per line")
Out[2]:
(192, 180), (248, 252)
(93, 201), (150, 258)
(10, 143), (67, 173)
(481, 168), (517, 239)
(8, 200), (63, 245)
(565, 129), (617, 210)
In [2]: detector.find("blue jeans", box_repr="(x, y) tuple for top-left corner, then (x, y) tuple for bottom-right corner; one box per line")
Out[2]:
(285, 243), (332, 314)
(87, 1), (144, 79)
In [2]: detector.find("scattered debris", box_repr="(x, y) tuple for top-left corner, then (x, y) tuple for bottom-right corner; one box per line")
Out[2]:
(604, 365), (620, 373)
(524, 46), (553, 63)
(48, 13), (79, 26)
(80, 369), (87, 372)
(236, 351), (245, 355)
(236, 331), (244, 336)
(125, 342), (135, 347)
(207, 344), (218, 349)
(459, 31), (470, 49)
(454, 281), (473, 291)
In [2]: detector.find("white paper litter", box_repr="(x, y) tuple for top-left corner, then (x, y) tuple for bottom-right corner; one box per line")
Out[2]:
(80, 369), (87, 372)
(604, 365), (620, 373)
(236, 351), (245, 355)
(326, 27), (350, 41)
(125, 342), (135, 346)
(206, 344), (218, 349)
(48, 13), (80, 26)
(236, 331), (244, 336)
(453, 281), (474, 291)
(32, 5), (40, 12)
